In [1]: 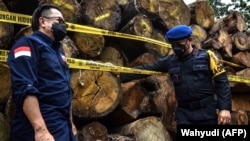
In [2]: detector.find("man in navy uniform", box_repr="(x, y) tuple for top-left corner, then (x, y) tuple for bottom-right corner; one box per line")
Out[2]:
(8, 4), (77, 141)
(120, 25), (231, 125)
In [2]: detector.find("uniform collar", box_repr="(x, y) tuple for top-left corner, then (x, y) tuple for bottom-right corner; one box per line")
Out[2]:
(32, 31), (60, 48)
(175, 45), (196, 60)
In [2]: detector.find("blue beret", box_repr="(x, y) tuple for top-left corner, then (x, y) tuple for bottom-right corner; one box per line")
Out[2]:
(165, 25), (192, 41)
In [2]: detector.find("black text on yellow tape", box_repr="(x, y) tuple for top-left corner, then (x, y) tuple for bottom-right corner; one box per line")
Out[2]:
(227, 75), (250, 84)
(0, 10), (171, 49)
(1, 49), (250, 83)
(0, 49), (162, 75)
(1, 11), (246, 69)
(0, 11), (31, 25)
(0, 49), (9, 62)
(220, 60), (245, 68)
(66, 58), (163, 75)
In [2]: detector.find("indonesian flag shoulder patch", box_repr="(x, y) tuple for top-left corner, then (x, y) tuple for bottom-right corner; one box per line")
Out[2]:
(14, 46), (31, 58)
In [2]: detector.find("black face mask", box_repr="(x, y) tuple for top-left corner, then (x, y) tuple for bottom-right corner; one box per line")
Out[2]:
(173, 44), (187, 57)
(51, 23), (67, 42)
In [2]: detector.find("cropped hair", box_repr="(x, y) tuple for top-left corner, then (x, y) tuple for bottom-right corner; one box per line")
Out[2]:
(31, 4), (60, 31)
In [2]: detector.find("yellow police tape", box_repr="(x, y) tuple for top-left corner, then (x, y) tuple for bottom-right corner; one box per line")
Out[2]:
(0, 10), (171, 48)
(1, 11), (250, 83)
(0, 11), (246, 68)
(1, 49), (250, 84)
(0, 49), (162, 75)
(67, 58), (162, 75)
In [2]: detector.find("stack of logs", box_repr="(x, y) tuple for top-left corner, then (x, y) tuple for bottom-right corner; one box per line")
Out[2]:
(0, 0), (250, 141)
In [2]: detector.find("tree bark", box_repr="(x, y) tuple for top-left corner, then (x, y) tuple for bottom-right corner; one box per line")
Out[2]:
(118, 116), (173, 141)
(39, 0), (81, 23)
(80, 0), (121, 31)
(78, 121), (108, 141)
(0, 1), (14, 49)
(188, 1), (214, 30)
(71, 32), (105, 58)
(0, 63), (11, 104)
(0, 113), (11, 141)
(158, 0), (190, 29)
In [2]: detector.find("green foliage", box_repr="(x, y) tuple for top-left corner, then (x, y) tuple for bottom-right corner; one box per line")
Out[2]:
(207, 0), (250, 29)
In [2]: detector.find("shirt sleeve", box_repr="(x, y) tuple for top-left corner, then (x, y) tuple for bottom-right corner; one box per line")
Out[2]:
(7, 37), (40, 108)
(120, 57), (168, 83)
(207, 50), (232, 111)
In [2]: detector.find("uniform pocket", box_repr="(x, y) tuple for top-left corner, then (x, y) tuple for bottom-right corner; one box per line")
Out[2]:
(193, 60), (209, 80)
(169, 66), (181, 85)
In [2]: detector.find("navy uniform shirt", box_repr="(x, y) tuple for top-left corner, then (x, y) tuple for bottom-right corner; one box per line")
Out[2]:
(120, 47), (231, 124)
(8, 31), (76, 141)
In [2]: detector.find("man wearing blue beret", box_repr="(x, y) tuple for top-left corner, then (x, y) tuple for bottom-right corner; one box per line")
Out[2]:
(120, 25), (231, 125)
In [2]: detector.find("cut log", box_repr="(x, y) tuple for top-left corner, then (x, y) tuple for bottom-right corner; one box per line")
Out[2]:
(228, 11), (248, 33)
(4, 96), (15, 126)
(231, 31), (249, 51)
(247, 111), (250, 125)
(230, 110), (249, 125)
(115, 0), (130, 8)
(13, 26), (33, 41)
(0, 0), (14, 49)
(190, 24), (207, 49)
(118, 116), (173, 141)
(140, 75), (177, 133)
(80, 0), (121, 30)
(158, 0), (190, 29)
(231, 51), (250, 67)
(0, 63), (11, 104)
(71, 32), (105, 58)
(205, 29), (232, 57)
(144, 29), (172, 57)
(188, 1), (214, 30)
(3, 0), (38, 14)
(108, 134), (134, 141)
(190, 24), (207, 42)
(208, 18), (226, 35)
(120, 14), (153, 38)
(115, 14), (153, 62)
(191, 35), (202, 49)
(61, 36), (79, 58)
(223, 11), (247, 34)
(248, 34), (250, 50)
(209, 11), (247, 36)
(70, 70), (122, 118)
(133, 0), (159, 18)
(217, 29), (233, 58)
(144, 75), (177, 133)
(121, 81), (159, 119)
(39, 0), (81, 23)
(129, 52), (177, 133)
(130, 52), (158, 66)
(78, 121), (108, 141)
(105, 103), (139, 126)
(231, 93), (250, 111)
(99, 45), (129, 66)
(0, 113), (11, 141)
(120, 0), (159, 28)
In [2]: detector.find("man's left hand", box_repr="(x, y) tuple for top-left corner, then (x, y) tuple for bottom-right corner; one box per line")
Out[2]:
(218, 110), (231, 125)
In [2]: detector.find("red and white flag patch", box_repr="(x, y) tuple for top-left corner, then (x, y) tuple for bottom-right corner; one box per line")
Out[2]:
(14, 46), (31, 58)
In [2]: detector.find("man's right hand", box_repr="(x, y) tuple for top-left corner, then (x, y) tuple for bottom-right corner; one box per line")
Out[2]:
(35, 127), (54, 141)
